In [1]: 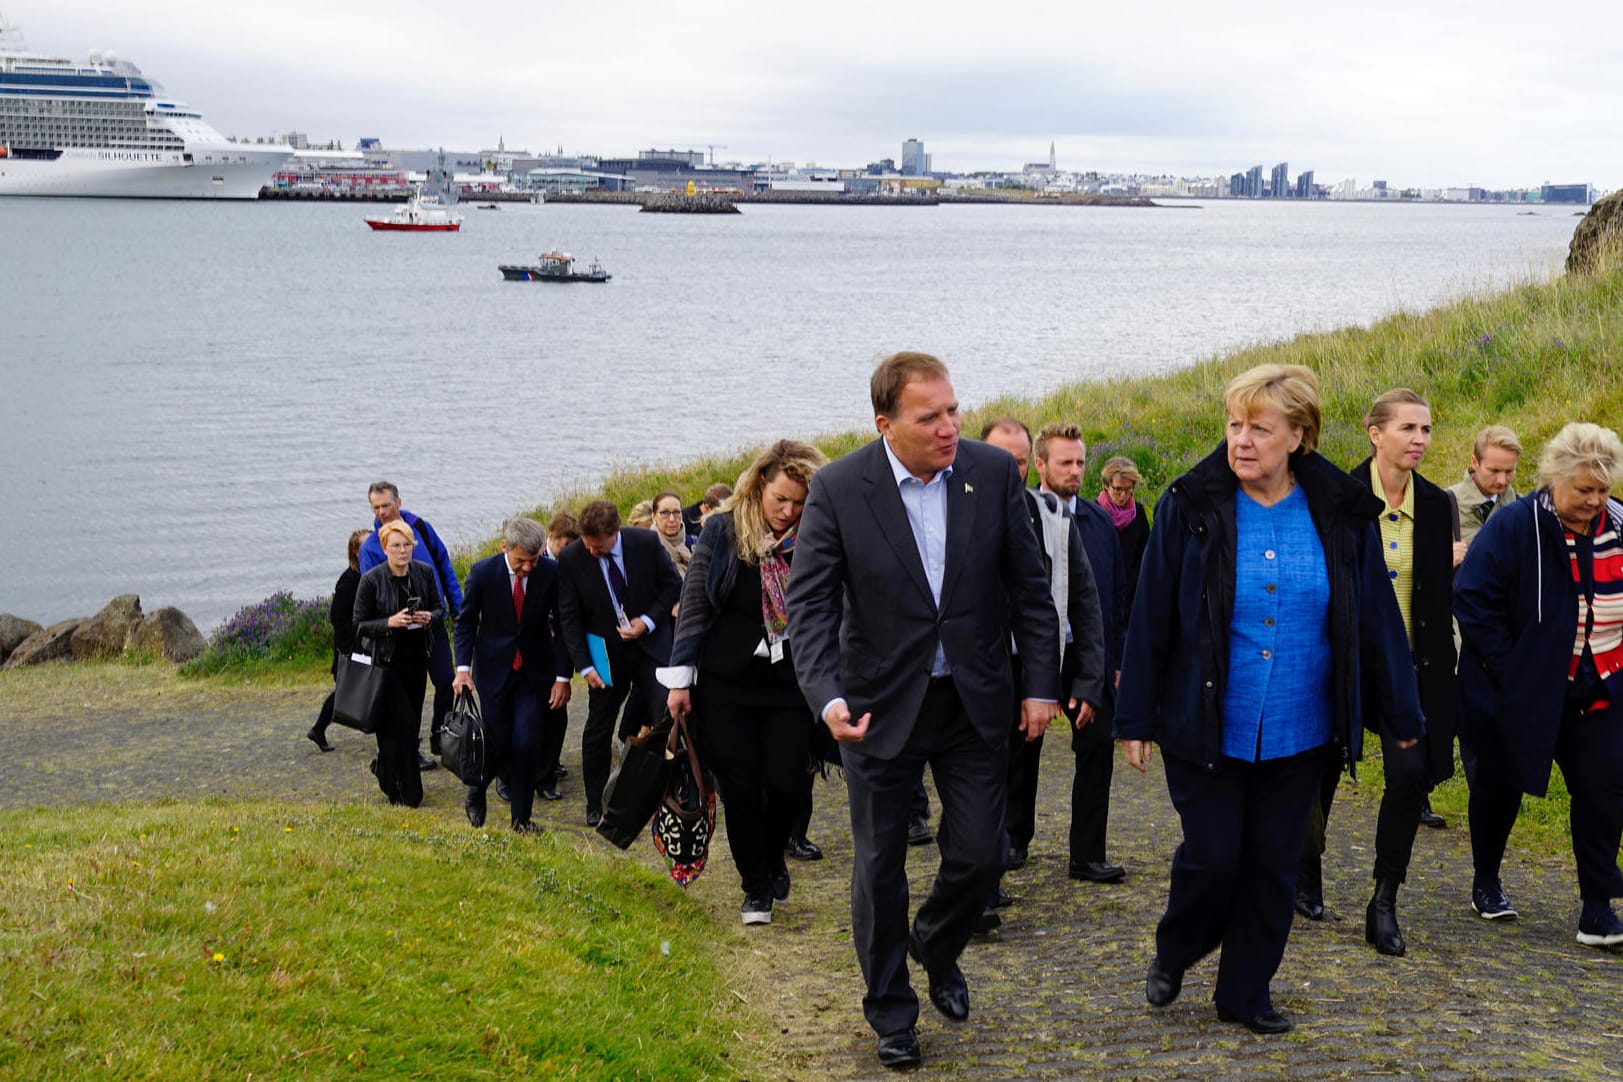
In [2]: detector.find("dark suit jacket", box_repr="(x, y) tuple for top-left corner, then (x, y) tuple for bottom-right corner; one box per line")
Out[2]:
(556, 528), (683, 678)
(787, 437), (1061, 760)
(1029, 490), (1112, 709)
(454, 552), (571, 705)
(1070, 498), (1128, 705)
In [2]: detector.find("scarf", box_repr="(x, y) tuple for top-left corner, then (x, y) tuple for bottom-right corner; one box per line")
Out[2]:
(658, 529), (692, 576)
(760, 527), (796, 644)
(1542, 492), (1623, 706)
(1098, 489), (1138, 531)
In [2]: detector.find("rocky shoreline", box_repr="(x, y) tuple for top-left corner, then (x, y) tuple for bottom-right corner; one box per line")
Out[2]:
(0, 595), (205, 669)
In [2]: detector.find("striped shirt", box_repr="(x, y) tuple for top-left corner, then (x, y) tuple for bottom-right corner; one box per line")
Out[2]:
(1562, 503), (1623, 707)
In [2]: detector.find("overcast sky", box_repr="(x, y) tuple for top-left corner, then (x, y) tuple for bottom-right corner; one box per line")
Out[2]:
(20, 1), (1623, 190)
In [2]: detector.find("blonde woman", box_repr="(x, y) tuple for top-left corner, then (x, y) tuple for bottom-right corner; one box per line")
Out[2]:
(661, 440), (829, 926)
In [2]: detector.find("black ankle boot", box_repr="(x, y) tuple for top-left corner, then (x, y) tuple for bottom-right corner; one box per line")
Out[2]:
(1365, 877), (1406, 956)
(1294, 855), (1325, 921)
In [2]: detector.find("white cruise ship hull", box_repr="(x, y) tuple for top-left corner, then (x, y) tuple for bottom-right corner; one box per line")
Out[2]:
(0, 146), (289, 199)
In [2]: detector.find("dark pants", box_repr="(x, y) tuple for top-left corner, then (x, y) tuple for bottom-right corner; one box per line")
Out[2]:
(427, 618), (454, 737)
(581, 650), (663, 814)
(699, 690), (812, 897)
(1303, 729), (1428, 883)
(374, 666), (426, 807)
(1069, 698), (1116, 864)
(1006, 643), (1082, 853)
(538, 703), (569, 787)
(477, 677), (546, 825)
(1470, 701), (1623, 902)
(843, 677), (1008, 1037)
(1158, 747), (1326, 1018)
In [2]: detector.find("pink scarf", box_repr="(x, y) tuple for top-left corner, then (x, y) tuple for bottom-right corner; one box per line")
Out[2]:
(1098, 489), (1138, 531)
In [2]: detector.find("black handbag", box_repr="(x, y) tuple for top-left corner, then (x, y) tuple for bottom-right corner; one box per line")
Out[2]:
(439, 689), (487, 786)
(596, 712), (676, 850)
(332, 649), (387, 733)
(651, 712), (717, 886)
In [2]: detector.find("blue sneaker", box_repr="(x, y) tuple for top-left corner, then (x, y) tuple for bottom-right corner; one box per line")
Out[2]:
(1577, 902), (1623, 948)
(1471, 881), (1518, 921)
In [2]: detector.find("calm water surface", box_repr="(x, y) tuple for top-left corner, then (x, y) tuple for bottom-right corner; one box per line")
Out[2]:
(0, 197), (1580, 627)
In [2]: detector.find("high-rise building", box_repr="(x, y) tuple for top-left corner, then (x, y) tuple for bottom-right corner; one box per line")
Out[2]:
(901, 138), (926, 177)
(1271, 161), (1289, 198)
(1229, 172), (1246, 197)
(1295, 170), (1315, 199)
(1246, 164), (1265, 198)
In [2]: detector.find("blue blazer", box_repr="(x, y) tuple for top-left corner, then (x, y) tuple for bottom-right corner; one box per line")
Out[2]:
(787, 437), (1061, 760)
(454, 552), (571, 704)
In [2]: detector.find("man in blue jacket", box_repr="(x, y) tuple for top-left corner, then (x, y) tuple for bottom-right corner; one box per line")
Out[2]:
(360, 481), (464, 766)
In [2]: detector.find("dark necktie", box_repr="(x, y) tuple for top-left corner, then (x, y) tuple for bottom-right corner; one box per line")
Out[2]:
(1475, 500), (1493, 525)
(604, 555), (630, 613)
(512, 573), (525, 670)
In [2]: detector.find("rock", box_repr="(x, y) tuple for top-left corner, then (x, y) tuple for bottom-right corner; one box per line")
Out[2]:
(130, 607), (206, 662)
(1566, 189), (1623, 275)
(70, 594), (145, 660)
(2, 619), (84, 669)
(0, 613), (44, 664)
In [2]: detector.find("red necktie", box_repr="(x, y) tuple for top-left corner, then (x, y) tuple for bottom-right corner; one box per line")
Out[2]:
(512, 572), (525, 670)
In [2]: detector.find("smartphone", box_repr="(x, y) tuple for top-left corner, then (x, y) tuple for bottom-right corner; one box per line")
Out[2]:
(405, 595), (422, 613)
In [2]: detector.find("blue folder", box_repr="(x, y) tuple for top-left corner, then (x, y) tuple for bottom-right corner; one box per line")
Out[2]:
(586, 633), (613, 687)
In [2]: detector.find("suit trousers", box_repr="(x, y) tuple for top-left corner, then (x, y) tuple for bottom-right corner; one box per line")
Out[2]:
(1158, 746), (1326, 1018)
(842, 676), (1008, 1037)
(698, 687), (812, 897)
(427, 618), (454, 737)
(1068, 697), (1116, 864)
(1302, 729), (1427, 884)
(1470, 699), (1623, 901)
(1006, 643), (1083, 853)
(538, 703), (569, 786)
(581, 649), (663, 814)
(480, 677), (546, 825)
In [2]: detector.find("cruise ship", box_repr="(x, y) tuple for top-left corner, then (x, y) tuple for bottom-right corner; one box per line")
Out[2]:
(0, 13), (290, 198)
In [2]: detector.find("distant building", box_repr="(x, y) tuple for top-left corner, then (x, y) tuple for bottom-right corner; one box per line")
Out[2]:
(901, 138), (926, 177)
(1229, 172), (1246, 197)
(1271, 161), (1289, 198)
(640, 148), (706, 167)
(1295, 170), (1315, 199)
(1541, 183), (1595, 204)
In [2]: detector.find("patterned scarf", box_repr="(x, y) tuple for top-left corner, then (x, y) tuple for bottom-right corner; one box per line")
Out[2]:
(1098, 489), (1138, 531)
(760, 527), (796, 644)
(1542, 491), (1623, 706)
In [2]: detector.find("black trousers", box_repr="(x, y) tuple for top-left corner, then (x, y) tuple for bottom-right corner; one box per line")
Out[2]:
(538, 703), (569, 786)
(580, 650), (663, 814)
(1470, 700), (1623, 902)
(1068, 698), (1116, 864)
(1005, 644), (1078, 853)
(476, 677), (547, 825)
(1158, 747), (1326, 1018)
(698, 687), (812, 897)
(842, 677), (1008, 1037)
(426, 618), (454, 737)
(1303, 728), (1428, 883)
(374, 664), (426, 807)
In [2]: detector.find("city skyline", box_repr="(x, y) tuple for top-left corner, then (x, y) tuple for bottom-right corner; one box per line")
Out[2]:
(26, 0), (1623, 191)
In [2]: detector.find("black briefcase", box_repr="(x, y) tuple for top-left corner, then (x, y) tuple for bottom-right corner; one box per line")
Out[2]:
(439, 689), (487, 786)
(332, 651), (386, 734)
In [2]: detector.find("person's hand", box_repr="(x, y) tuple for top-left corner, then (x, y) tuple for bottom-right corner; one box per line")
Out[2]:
(1121, 739), (1154, 772)
(411, 609), (433, 627)
(667, 688), (692, 719)
(1019, 699), (1054, 742)
(451, 671), (473, 693)
(1071, 699), (1097, 729)
(584, 670), (607, 690)
(388, 607), (413, 629)
(1395, 737), (1419, 749)
(824, 701), (871, 742)
(549, 680), (571, 710)
(617, 619), (648, 641)
(1451, 540), (1469, 568)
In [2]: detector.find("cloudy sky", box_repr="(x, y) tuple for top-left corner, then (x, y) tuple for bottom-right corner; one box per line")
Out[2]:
(21, 1), (1623, 190)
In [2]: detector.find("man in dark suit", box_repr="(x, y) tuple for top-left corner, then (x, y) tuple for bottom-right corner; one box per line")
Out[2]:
(556, 500), (683, 827)
(981, 419), (1105, 903)
(787, 352), (1061, 1071)
(452, 518), (572, 833)
(1032, 421), (1131, 883)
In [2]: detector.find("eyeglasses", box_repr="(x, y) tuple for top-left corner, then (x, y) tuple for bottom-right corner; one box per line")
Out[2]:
(655, 509), (683, 517)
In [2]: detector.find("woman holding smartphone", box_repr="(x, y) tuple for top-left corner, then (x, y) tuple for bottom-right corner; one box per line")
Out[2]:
(354, 518), (444, 807)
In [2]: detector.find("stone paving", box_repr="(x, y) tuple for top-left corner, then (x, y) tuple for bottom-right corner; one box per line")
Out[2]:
(5, 672), (1621, 1080)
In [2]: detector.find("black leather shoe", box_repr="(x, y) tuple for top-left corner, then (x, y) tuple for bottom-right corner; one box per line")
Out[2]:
(990, 886), (1014, 909)
(771, 871), (791, 903)
(553, 764), (568, 779)
(465, 789), (486, 828)
(786, 836), (824, 861)
(1294, 889), (1326, 921)
(972, 908), (1002, 935)
(876, 1027), (922, 1070)
(586, 808), (603, 828)
(306, 726), (335, 752)
(908, 932), (969, 1021)
(1006, 846), (1028, 870)
(907, 817), (933, 847)
(496, 779), (511, 803)
(538, 787), (563, 802)
(417, 753), (438, 771)
(1146, 959), (1183, 1006)
(1069, 860), (1127, 883)
(1419, 800), (1447, 829)
(1216, 1005), (1293, 1034)
(512, 820), (542, 835)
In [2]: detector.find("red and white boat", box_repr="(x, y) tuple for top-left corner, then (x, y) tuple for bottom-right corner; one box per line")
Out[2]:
(365, 152), (462, 232)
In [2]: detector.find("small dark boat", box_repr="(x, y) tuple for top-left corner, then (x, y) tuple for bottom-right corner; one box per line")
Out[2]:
(477, 203), (500, 210)
(499, 250), (611, 283)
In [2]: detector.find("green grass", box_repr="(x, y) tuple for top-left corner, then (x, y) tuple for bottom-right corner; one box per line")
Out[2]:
(0, 803), (772, 1081)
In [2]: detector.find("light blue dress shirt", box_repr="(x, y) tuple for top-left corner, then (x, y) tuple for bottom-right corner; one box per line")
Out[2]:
(884, 438), (952, 677)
